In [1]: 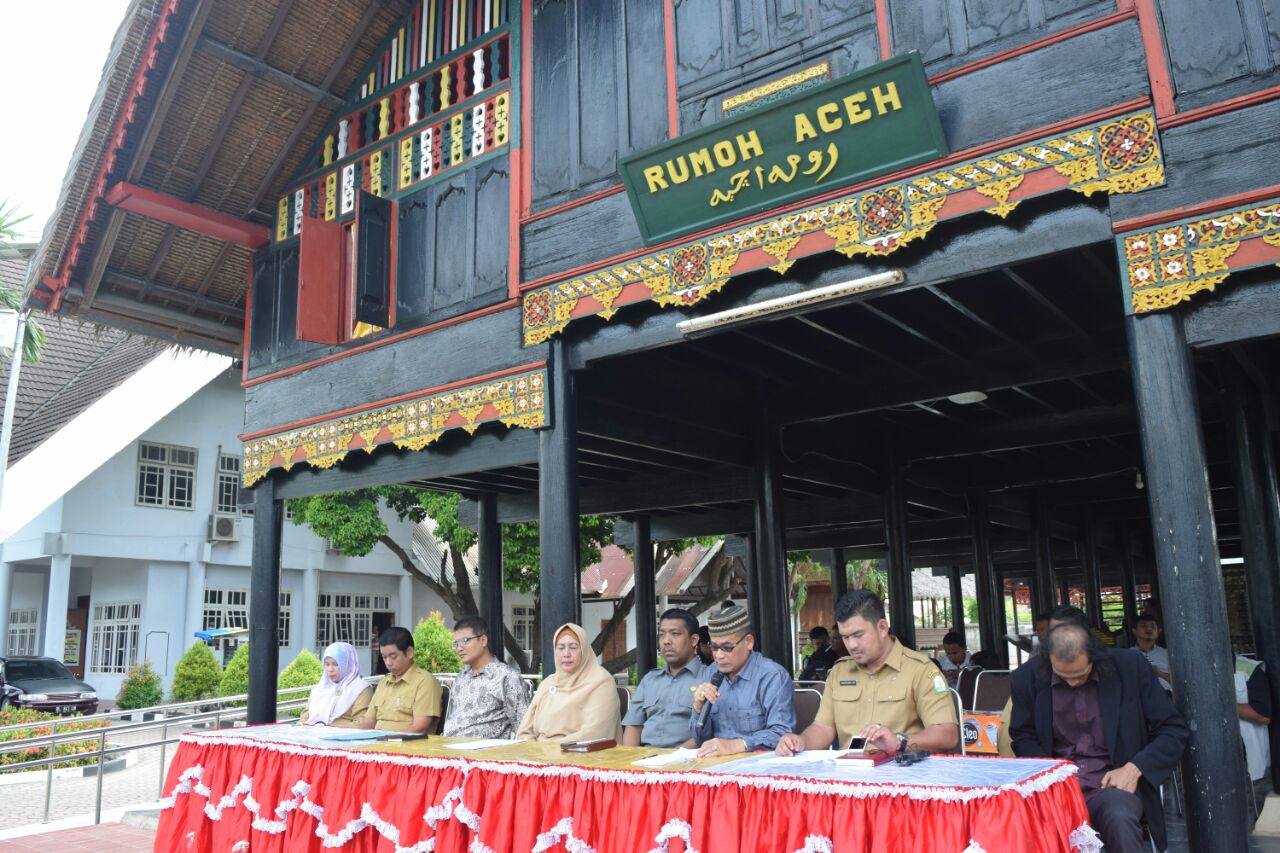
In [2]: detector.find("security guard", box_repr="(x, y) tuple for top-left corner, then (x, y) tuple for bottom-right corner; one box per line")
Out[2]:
(777, 589), (958, 756)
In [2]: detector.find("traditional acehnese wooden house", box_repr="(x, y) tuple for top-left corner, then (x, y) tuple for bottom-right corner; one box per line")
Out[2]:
(21, 1), (1280, 847)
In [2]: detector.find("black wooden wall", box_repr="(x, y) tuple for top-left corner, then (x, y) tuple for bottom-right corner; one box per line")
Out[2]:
(1154, 0), (1280, 107)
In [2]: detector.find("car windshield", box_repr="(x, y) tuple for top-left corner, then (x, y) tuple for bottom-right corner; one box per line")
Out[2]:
(4, 660), (74, 681)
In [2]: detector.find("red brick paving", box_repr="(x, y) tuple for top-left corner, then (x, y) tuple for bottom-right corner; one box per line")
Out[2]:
(0, 824), (155, 851)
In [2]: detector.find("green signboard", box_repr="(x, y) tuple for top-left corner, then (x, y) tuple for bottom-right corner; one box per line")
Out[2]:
(620, 53), (949, 245)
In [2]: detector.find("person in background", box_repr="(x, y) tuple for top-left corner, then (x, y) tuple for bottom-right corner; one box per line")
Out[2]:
(363, 627), (442, 734)
(935, 630), (972, 684)
(443, 615), (529, 739)
(777, 589), (958, 758)
(1131, 615), (1171, 692)
(622, 608), (704, 747)
(1010, 623), (1187, 853)
(696, 626), (715, 666)
(517, 623), (620, 742)
(1237, 655), (1271, 783)
(691, 603), (795, 757)
(797, 626), (839, 682)
(300, 642), (372, 727)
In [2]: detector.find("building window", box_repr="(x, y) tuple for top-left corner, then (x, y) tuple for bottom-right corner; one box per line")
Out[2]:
(7, 608), (38, 656)
(316, 593), (390, 647)
(216, 454), (249, 515)
(512, 606), (536, 657)
(136, 442), (197, 509)
(278, 591), (292, 648)
(89, 602), (141, 674)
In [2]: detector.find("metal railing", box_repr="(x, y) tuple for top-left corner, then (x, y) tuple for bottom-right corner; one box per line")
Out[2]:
(0, 671), (544, 826)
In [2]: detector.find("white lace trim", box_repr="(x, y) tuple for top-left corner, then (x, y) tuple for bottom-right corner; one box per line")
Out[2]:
(532, 817), (597, 853)
(961, 842), (987, 853)
(1069, 822), (1103, 853)
(176, 733), (1078, 804)
(794, 835), (834, 853)
(648, 818), (697, 853)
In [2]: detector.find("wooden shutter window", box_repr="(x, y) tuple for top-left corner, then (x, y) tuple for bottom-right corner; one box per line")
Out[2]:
(296, 214), (344, 344)
(354, 190), (393, 329)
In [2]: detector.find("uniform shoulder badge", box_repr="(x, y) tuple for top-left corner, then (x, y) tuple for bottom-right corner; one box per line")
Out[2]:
(932, 674), (947, 694)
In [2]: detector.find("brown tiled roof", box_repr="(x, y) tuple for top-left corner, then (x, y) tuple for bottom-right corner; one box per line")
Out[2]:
(1, 258), (162, 464)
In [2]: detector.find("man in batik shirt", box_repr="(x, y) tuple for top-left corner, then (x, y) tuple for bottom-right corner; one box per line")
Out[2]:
(443, 615), (530, 739)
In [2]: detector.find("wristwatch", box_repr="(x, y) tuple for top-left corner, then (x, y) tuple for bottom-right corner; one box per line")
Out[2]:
(895, 731), (909, 754)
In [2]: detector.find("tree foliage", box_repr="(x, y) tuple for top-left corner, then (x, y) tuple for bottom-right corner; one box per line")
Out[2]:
(412, 612), (462, 672)
(170, 642), (222, 703)
(0, 201), (45, 366)
(218, 644), (251, 701)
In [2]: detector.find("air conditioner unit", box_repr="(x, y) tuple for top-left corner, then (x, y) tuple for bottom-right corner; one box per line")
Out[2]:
(208, 513), (241, 543)
(323, 537), (341, 555)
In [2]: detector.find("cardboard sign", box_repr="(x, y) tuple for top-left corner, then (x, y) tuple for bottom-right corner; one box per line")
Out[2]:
(962, 713), (1002, 754)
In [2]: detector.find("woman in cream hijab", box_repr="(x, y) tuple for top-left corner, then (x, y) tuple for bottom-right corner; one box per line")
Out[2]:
(517, 623), (620, 742)
(299, 642), (373, 727)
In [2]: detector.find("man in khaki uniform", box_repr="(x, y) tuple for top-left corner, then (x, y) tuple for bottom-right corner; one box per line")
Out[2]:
(362, 626), (442, 734)
(777, 590), (958, 756)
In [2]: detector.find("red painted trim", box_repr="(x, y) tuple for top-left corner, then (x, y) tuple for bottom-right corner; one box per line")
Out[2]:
(875, 0), (892, 61)
(239, 360), (547, 440)
(46, 0), (182, 308)
(1111, 183), (1280, 233)
(520, 0), (533, 218)
(106, 182), (272, 249)
(928, 11), (1135, 85)
(663, 0), (679, 136)
(1158, 83), (1280, 129)
(241, 297), (521, 388)
(508, 147), (522, 299)
(520, 184), (626, 224)
(1132, 0), (1175, 117)
(1116, 0), (1135, 10)
(518, 97), (1151, 292)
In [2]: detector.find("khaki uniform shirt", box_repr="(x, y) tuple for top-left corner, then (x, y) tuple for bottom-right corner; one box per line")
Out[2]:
(815, 639), (957, 748)
(299, 686), (373, 728)
(365, 665), (442, 732)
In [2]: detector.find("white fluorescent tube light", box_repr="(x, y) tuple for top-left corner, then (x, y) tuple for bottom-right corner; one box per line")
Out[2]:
(675, 270), (905, 336)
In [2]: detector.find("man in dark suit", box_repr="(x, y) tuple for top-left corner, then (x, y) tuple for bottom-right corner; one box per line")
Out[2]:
(1010, 623), (1188, 853)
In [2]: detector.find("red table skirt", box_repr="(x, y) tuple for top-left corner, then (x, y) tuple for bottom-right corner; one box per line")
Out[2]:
(156, 735), (1098, 853)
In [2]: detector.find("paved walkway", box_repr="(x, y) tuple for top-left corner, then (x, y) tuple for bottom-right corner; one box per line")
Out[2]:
(0, 824), (154, 851)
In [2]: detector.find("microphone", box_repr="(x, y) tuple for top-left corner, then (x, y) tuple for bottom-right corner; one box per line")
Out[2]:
(696, 671), (725, 729)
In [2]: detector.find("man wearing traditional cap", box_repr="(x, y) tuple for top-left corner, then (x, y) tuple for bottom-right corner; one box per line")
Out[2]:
(690, 602), (796, 757)
(777, 589), (958, 757)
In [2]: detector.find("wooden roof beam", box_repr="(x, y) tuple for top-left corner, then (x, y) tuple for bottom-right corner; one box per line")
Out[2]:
(105, 182), (270, 249)
(196, 35), (345, 110)
(101, 268), (244, 321)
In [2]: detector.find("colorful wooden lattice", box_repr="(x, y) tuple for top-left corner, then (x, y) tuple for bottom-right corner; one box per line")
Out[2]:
(1118, 196), (1280, 314)
(521, 109), (1166, 346)
(241, 368), (546, 487)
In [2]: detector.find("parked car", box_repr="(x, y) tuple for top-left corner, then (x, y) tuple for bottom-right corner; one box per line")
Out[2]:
(0, 657), (98, 716)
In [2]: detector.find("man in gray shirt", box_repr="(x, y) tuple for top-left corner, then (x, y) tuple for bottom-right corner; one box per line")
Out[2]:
(443, 615), (530, 739)
(622, 608), (704, 747)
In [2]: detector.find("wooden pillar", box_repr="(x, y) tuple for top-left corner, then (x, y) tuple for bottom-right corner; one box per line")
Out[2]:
(883, 454), (915, 648)
(539, 338), (580, 673)
(478, 492), (504, 663)
(1127, 310), (1247, 849)
(968, 490), (1005, 664)
(740, 532), (762, 640)
(248, 477), (283, 725)
(632, 515), (657, 676)
(1118, 522), (1140, 624)
(1080, 514), (1103, 628)
(1031, 488), (1056, 616)
(949, 566), (964, 632)
(831, 547), (849, 605)
(1221, 359), (1280, 790)
(753, 403), (793, 670)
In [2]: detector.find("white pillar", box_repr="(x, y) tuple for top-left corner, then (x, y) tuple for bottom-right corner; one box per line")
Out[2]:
(42, 554), (71, 661)
(397, 573), (414, 628)
(302, 567), (318, 653)
(185, 561), (206, 647)
(0, 562), (13, 655)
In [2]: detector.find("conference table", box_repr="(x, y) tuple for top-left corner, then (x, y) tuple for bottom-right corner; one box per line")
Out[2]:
(155, 725), (1098, 852)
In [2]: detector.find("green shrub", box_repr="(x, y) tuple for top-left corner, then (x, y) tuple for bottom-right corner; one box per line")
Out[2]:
(277, 649), (324, 718)
(0, 708), (108, 773)
(115, 660), (164, 710)
(170, 643), (223, 703)
(413, 611), (461, 673)
(218, 644), (251, 705)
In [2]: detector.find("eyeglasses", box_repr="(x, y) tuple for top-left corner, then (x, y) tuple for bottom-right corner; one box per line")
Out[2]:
(451, 636), (480, 650)
(709, 641), (740, 654)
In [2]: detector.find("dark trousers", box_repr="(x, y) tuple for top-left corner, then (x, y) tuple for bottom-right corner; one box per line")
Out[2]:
(1084, 787), (1146, 853)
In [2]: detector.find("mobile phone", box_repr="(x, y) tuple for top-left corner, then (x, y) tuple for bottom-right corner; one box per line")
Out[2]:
(847, 737), (866, 750)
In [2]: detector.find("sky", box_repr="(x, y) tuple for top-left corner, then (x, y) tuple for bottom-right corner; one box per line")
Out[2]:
(0, 1), (134, 242)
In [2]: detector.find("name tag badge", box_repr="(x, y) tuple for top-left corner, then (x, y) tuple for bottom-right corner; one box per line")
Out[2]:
(840, 679), (858, 687)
